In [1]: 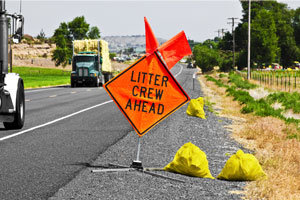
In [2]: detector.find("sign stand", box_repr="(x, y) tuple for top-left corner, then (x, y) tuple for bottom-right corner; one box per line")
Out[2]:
(131, 136), (143, 169)
(91, 136), (184, 183)
(91, 18), (193, 184)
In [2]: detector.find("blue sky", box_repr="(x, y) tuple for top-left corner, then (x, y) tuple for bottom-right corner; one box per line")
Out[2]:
(5, 0), (300, 42)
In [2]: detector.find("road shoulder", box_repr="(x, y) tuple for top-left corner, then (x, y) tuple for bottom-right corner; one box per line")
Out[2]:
(50, 69), (247, 200)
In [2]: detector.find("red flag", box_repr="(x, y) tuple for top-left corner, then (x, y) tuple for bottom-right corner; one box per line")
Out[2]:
(145, 17), (159, 56)
(158, 31), (192, 69)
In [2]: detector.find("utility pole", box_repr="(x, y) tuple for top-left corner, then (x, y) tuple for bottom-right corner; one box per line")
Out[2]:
(228, 17), (238, 70)
(215, 30), (221, 38)
(215, 29), (227, 38)
(247, 0), (251, 80)
(220, 28), (227, 38)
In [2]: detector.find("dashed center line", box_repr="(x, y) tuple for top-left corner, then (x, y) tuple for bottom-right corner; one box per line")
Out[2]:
(49, 95), (57, 98)
(0, 100), (113, 142)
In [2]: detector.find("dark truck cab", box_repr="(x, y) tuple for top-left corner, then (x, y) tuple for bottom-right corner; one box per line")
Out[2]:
(71, 52), (102, 87)
(70, 39), (113, 87)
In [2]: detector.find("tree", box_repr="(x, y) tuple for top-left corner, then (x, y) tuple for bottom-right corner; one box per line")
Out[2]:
(219, 53), (233, 72)
(124, 47), (134, 55)
(37, 29), (46, 42)
(234, 22), (248, 52)
(202, 39), (218, 49)
(109, 52), (116, 60)
(236, 50), (248, 70)
(218, 32), (233, 51)
(188, 39), (199, 50)
(88, 26), (101, 39)
(52, 22), (72, 67)
(251, 9), (279, 66)
(236, 0), (300, 68)
(293, 8), (300, 46)
(193, 44), (220, 72)
(52, 16), (101, 67)
(272, 2), (300, 67)
(68, 16), (89, 40)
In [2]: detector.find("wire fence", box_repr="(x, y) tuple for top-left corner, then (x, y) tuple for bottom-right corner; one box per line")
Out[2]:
(237, 70), (300, 92)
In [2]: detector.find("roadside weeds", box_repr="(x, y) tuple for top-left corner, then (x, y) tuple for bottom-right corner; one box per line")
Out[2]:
(199, 74), (300, 199)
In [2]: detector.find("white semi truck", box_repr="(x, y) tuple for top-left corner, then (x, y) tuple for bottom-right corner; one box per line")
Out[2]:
(0, 0), (25, 129)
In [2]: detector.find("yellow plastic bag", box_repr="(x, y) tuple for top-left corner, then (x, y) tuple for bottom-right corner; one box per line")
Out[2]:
(217, 149), (267, 181)
(186, 97), (206, 119)
(164, 142), (214, 179)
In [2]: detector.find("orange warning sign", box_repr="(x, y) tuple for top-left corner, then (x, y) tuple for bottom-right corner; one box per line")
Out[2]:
(104, 52), (190, 136)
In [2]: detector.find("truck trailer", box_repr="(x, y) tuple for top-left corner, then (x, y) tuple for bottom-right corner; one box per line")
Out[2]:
(71, 39), (113, 87)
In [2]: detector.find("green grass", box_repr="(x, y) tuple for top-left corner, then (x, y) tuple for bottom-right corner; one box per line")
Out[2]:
(206, 72), (300, 125)
(12, 66), (71, 89)
(267, 92), (300, 114)
(228, 72), (257, 89)
(219, 73), (227, 78)
(205, 75), (227, 88)
(203, 96), (218, 114)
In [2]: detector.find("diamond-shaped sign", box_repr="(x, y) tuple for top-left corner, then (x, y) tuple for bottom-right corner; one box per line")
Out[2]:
(104, 52), (190, 136)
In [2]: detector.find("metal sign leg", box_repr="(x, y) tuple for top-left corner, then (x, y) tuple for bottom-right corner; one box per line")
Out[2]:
(131, 136), (143, 169)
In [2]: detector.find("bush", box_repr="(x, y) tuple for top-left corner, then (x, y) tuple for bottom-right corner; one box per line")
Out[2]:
(236, 50), (247, 71)
(193, 44), (220, 73)
(219, 51), (233, 72)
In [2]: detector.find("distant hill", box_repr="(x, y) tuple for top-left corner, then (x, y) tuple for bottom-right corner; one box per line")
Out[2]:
(102, 35), (166, 53)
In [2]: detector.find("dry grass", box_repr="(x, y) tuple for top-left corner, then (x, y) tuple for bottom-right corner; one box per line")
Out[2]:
(199, 74), (300, 200)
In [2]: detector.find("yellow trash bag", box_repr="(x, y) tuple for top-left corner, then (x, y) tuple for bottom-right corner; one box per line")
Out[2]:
(217, 149), (267, 181)
(164, 142), (214, 179)
(186, 97), (206, 119)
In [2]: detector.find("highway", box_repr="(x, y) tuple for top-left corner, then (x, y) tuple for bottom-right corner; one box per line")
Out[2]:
(0, 64), (187, 199)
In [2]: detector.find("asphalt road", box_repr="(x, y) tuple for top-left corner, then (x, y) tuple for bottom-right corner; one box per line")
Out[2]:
(50, 64), (246, 200)
(0, 64), (185, 200)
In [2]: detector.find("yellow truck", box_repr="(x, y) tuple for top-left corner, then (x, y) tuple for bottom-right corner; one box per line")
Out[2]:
(71, 39), (113, 87)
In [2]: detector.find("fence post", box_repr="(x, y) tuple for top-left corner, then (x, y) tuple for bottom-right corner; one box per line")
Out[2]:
(289, 72), (291, 92)
(271, 71), (273, 87)
(285, 72), (287, 91)
(276, 74), (278, 88)
(295, 71), (297, 89)
(280, 73), (282, 89)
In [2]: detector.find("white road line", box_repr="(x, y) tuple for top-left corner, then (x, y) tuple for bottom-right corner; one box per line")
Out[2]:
(7, 68), (182, 143)
(174, 65), (183, 78)
(25, 87), (64, 93)
(26, 87), (103, 94)
(25, 99), (30, 102)
(0, 100), (113, 142)
(49, 95), (57, 98)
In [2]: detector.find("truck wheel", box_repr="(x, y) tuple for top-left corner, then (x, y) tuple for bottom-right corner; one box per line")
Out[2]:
(3, 79), (25, 130)
(95, 78), (100, 87)
(104, 74), (108, 83)
(100, 75), (105, 86)
(104, 74), (112, 83)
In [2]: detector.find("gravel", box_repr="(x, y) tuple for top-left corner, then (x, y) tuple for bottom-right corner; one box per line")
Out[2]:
(50, 69), (247, 200)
